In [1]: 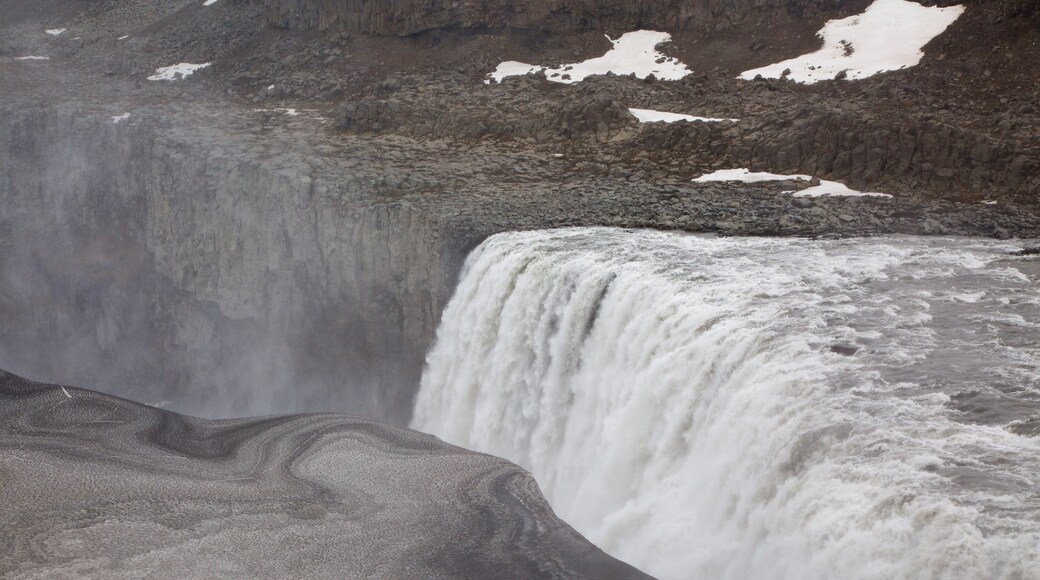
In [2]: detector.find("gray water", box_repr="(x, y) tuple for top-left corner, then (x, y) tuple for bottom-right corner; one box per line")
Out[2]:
(414, 229), (1040, 579)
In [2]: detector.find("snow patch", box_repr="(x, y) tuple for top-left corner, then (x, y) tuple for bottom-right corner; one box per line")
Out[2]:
(792, 181), (893, 198)
(14, 56), (50, 61)
(740, 0), (965, 84)
(489, 31), (691, 84)
(45, 28), (66, 36)
(117, 35), (129, 40)
(693, 168), (811, 184)
(693, 168), (893, 198)
(981, 200), (998, 205)
(147, 62), (211, 81)
(112, 113), (131, 124)
(203, 0), (219, 5)
(629, 108), (738, 124)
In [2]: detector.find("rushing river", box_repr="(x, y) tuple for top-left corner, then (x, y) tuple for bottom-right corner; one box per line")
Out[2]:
(413, 228), (1040, 580)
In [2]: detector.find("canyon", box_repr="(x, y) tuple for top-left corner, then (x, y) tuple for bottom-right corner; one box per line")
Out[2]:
(2, 0), (1037, 423)
(2, 0), (1040, 576)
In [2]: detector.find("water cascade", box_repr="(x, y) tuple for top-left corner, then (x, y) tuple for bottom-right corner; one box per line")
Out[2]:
(413, 228), (1040, 579)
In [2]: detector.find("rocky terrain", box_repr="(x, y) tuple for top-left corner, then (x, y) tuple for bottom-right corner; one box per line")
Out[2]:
(261, 0), (1037, 34)
(1, 0), (1039, 422)
(0, 369), (648, 579)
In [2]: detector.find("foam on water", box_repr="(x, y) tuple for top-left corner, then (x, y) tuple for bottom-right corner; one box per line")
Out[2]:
(413, 228), (1040, 580)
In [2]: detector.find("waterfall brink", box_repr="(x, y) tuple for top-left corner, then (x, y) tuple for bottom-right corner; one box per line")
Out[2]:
(413, 228), (1040, 580)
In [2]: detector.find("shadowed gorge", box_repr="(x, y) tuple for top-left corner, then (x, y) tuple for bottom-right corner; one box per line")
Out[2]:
(0, 104), (454, 423)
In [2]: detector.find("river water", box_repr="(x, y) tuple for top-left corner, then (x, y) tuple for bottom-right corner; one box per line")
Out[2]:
(413, 228), (1040, 580)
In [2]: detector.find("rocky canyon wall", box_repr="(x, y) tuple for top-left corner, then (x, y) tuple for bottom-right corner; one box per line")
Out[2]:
(262, 0), (869, 34)
(0, 106), (452, 424)
(261, 0), (1036, 35)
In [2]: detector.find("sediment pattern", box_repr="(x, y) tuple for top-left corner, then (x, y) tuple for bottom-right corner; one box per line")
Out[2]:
(0, 369), (650, 579)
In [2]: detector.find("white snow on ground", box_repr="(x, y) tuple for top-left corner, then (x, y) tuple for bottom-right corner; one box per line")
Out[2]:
(489, 30), (691, 84)
(203, 0), (219, 5)
(14, 56), (50, 61)
(45, 28), (66, 36)
(982, 200), (998, 205)
(740, 0), (965, 84)
(118, 35), (129, 40)
(694, 168), (811, 183)
(792, 181), (892, 198)
(693, 168), (893, 198)
(112, 113), (131, 124)
(147, 62), (211, 81)
(629, 108), (738, 123)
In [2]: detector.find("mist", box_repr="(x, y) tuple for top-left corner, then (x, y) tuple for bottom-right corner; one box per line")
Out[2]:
(0, 105), (444, 423)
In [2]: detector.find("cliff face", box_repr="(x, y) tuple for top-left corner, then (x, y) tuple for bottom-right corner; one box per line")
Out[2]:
(0, 106), (452, 424)
(263, 0), (866, 34)
(262, 0), (1037, 34)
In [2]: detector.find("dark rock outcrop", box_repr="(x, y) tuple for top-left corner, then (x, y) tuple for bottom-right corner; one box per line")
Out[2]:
(263, 0), (1037, 33)
(729, 106), (1040, 199)
(336, 74), (632, 141)
(262, 0), (870, 34)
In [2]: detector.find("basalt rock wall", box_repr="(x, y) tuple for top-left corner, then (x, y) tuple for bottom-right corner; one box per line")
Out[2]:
(633, 103), (1040, 199)
(732, 107), (1040, 199)
(262, 0), (1037, 35)
(0, 106), (452, 424)
(262, 0), (866, 34)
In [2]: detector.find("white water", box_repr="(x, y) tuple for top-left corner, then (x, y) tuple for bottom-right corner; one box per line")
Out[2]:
(413, 228), (1040, 580)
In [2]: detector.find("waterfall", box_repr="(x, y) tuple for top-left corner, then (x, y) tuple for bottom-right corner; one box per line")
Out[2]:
(413, 228), (1040, 580)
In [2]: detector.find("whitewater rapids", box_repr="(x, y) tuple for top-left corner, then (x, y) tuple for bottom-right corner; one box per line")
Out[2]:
(412, 228), (1040, 580)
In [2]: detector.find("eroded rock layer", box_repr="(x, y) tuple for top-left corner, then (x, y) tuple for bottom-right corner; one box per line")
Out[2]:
(0, 369), (651, 579)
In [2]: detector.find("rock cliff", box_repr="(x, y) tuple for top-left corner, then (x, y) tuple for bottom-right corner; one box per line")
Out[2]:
(263, 0), (868, 33)
(0, 104), (452, 423)
(262, 0), (1036, 34)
